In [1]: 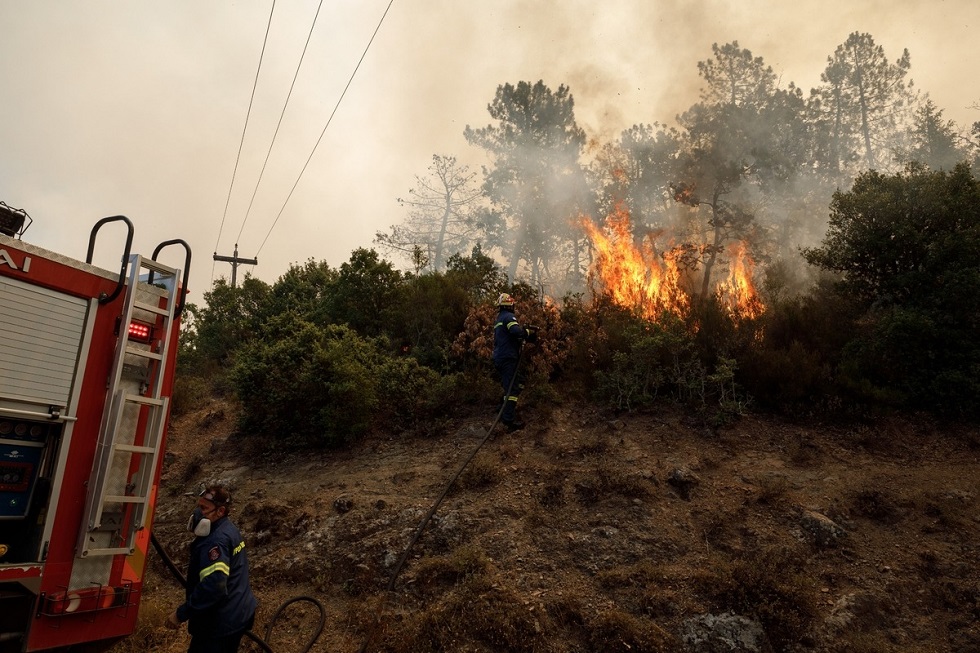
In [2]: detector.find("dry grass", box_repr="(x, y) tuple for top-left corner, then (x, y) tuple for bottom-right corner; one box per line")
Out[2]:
(586, 609), (679, 653)
(696, 545), (820, 650)
(373, 574), (548, 653)
(134, 401), (980, 653)
(455, 451), (503, 492)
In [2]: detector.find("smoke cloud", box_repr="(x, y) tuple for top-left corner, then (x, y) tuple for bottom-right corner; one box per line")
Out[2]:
(0, 0), (976, 302)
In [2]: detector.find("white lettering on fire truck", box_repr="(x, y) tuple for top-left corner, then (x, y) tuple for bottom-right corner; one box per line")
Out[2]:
(0, 249), (31, 273)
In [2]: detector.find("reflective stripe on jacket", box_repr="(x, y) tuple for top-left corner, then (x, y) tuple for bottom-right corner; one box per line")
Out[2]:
(177, 517), (258, 638)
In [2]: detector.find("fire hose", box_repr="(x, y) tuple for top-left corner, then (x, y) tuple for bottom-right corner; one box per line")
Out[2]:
(152, 332), (533, 652)
(149, 532), (325, 653)
(356, 341), (529, 653)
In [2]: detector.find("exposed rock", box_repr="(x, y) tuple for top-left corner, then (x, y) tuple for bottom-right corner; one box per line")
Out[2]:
(668, 467), (700, 500)
(799, 510), (847, 548)
(333, 496), (354, 514)
(680, 612), (765, 652)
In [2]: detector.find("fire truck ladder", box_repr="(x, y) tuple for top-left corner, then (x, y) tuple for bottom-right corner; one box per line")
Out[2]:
(79, 254), (179, 558)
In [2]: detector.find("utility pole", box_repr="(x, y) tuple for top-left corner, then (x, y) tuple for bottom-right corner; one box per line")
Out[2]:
(212, 244), (257, 288)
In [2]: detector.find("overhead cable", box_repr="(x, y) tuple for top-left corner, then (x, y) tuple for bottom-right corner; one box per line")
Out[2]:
(235, 0), (325, 246)
(255, 0), (396, 258)
(211, 0), (277, 286)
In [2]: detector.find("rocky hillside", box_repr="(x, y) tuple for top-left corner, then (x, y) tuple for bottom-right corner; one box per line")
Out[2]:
(133, 399), (980, 653)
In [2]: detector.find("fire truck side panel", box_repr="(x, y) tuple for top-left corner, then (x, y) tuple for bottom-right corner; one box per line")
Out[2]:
(2, 233), (180, 652)
(29, 300), (127, 651)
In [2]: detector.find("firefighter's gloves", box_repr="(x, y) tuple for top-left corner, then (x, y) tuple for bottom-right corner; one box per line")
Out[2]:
(524, 325), (539, 344)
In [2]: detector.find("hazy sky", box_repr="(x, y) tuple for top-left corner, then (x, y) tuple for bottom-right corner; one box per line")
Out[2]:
(2, 0), (978, 304)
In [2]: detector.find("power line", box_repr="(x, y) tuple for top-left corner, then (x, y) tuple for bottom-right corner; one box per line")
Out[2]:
(211, 0), (277, 286)
(255, 0), (396, 258)
(236, 0), (325, 246)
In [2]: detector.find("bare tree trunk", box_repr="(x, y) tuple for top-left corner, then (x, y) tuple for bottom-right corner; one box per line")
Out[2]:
(853, 52), (876, 169)
(434, 200), (450, 270)
(832, 86), (844, 177)
(700, 193), (723, 300)
(508, 225), (523, 282)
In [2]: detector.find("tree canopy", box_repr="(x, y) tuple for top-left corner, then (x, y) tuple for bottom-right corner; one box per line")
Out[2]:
(464, 80), (590, 289)
(804, 163), (980, 414)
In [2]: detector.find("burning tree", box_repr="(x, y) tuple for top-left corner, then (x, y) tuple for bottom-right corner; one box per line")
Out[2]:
(715, 241), (764, 320)
(665, 42), (804, 304)
(589, 123), (683, 234)
(582, 202), (690, 322)
(582, 203), (763, 322)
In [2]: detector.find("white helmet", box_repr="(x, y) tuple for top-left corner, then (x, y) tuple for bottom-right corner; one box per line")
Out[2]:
(497, 293), (515, 308)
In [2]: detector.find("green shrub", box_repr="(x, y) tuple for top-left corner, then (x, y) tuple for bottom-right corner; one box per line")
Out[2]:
(169, 375), (211, 416)
(593, 316), (695, 410)
(231, 316), (383, 447)
(376, 354), (444, 427)
(803, 164), (980, 418)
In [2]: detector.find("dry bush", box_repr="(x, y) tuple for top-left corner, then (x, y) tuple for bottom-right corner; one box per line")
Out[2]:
(638, 587), (686, 619)
(928, 578), (978, 614)
(537, 470), (565, 508)
(595, 462), (652, 500)
(700, 545), (819, 650)
(596, 560), (664, 590)
(702, 511), (739, 552)
(573, 460), (652, 507)
(177, 453), (205, 484)
(239, 501), (306, 539)
(586, 609), (678, 653)
(850, 488), (906, 524)
(922, 493), (973, 536)
(455, 452), (502, 492)
(829, 632), (902, 653)
(411, 545), (491, 594)
(115, 599), (184, 653)
(195, 406), (226, 429)
(543, 596), (589, 643)
(375, 575), (549, 653)
(788, 433), (821, 466)
(752, 474), (791, 505)
(574, 434), (610, 457)
(169, 375), (212, 417)
(573, 479), (600, 506)
(595, 563), (689, 619)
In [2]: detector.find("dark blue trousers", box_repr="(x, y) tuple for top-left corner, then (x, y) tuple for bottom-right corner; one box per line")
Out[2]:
(494, 357), (523, 423)
(188, 614), (254, 653)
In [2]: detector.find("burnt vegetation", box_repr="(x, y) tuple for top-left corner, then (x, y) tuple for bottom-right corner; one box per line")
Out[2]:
(152, 33), (980, 653)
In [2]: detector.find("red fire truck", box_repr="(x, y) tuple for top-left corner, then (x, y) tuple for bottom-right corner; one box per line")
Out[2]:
(0, 203), (190, 651)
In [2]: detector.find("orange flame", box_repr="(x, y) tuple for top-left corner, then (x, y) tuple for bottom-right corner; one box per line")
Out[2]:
(716, 241), (764, 320)
(583, 204), (764, 321)
(582, 202), (690, 321)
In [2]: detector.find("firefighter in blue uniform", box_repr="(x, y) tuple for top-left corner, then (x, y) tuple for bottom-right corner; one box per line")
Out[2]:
(492, 293), (537, 431)
(167, 485), (257, 653)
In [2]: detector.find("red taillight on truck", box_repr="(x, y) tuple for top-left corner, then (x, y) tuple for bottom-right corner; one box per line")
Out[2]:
(127, 320), (152, 342)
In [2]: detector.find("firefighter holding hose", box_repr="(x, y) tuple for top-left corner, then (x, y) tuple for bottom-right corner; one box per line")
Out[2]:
(492, 293), (538, 431)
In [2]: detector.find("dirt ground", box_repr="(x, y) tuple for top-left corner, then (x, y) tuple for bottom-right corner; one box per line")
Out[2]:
(132, 398), (980, 653)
